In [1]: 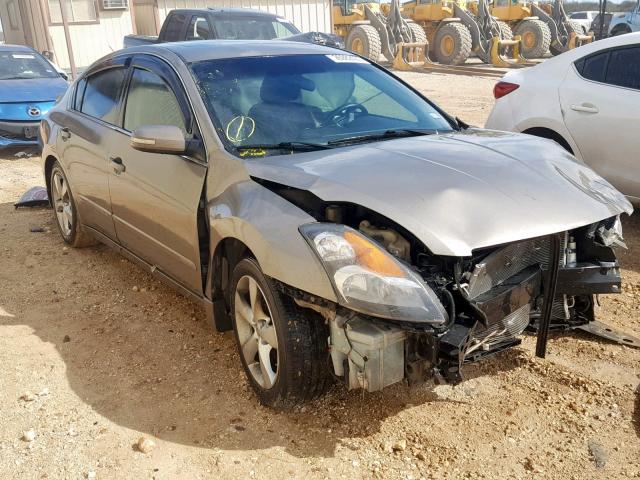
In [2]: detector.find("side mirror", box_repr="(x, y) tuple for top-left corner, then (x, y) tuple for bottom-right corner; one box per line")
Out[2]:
(130, 125), (186, 154)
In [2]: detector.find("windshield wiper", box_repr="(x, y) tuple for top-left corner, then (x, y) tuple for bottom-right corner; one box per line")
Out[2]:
(236, 141), (333, 154)
(327, 128), (439, 146)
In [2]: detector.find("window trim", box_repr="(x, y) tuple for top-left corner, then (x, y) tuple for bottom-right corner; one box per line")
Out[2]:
(47, 0), (100, 26)
(573, 45), (640, 92)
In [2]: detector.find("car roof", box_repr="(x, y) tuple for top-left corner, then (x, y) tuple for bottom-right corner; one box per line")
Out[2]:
(127, 40), (342, 63)
(0, 44), (37, 53)
(170, 7), (285, 18)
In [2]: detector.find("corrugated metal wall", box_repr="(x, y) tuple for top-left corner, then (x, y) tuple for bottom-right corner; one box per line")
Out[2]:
(144, 0), (332, 35)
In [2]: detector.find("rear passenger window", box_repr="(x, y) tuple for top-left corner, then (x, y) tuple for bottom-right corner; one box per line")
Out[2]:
(576, 51), (609, 82)
(188, 16), (212, 40)
(123, 68), (187, 134)
(73, 78), (87, 111)
(163, 14), (187, 41)
(80, 68), (126, 125)
(605, 47), (640, 90)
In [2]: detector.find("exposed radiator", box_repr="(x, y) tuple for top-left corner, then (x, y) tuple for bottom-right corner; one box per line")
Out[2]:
(468, 304), (531, 353)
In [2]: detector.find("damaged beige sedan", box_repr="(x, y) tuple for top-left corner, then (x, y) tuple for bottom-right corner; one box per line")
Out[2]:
(41, 41), (632, 407)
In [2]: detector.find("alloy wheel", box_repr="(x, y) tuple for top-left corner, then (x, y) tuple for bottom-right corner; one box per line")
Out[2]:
(52, 170), (72, 237)
(234, 275), (279, 389)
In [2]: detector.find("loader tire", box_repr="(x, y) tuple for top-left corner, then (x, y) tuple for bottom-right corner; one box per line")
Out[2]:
(513, 19), (550, 59)
(549, 20), (583, 56)
(408, 22), (428, 44)
(477, 20), (514, 64)
(433, 22), (472, 65)
(346, 25), (382, 62)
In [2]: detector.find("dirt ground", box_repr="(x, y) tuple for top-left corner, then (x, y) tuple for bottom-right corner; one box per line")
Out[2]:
(1, 71), (638, 480)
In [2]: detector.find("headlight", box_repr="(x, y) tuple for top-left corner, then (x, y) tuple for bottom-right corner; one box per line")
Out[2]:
(300, 223), (448, 324)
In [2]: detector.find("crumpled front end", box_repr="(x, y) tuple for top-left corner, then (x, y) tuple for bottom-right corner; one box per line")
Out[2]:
(0, 101), (55, 147)
(320, 215), (626, 392)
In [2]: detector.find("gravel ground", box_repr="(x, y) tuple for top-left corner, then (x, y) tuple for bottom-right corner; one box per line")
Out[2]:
(0, 71), (638, 480)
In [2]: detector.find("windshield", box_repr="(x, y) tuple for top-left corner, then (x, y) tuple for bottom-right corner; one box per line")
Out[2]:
(191, 54), (454, 156)
(0, 51), (59, 80)
(212, 17), (299, 40)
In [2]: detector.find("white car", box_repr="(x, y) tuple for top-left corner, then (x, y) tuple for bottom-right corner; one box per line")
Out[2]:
(569, 11), (598, 33)
(486, 32), (640, 205)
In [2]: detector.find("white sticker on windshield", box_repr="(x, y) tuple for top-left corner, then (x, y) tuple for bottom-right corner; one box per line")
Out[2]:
(12, 54), (35, 59)
(430, 112), (443, 119)
(326, 54), (368, 64)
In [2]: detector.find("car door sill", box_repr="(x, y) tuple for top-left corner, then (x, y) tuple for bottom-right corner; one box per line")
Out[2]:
(84, 225), (212, 309)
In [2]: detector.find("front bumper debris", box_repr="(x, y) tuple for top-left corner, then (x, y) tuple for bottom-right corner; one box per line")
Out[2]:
(0, 120), (40, 147)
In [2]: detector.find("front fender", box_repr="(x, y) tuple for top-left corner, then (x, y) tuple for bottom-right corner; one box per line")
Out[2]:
(208, 179), (337, 303)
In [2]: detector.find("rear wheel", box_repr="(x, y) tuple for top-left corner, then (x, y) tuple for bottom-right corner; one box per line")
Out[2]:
(433, 22), (472, 65)
(231, 258), (331, 408)
(49, 161), (96, 248)
(513, 19), (551, 59)
(346, 24), (382, 62)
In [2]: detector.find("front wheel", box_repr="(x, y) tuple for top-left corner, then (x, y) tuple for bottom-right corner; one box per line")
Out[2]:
(231, 258), (331, 407)
(49, 161), (96, 247)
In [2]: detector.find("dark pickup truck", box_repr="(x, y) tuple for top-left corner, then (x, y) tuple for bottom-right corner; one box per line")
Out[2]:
(124, 8), (343, 49)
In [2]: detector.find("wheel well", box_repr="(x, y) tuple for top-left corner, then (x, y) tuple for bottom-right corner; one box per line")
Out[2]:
(611, 24), (631, 35)
(210, 237), (256, 331)
(43, 155), (58, 203)
(522, 127), (573, 154)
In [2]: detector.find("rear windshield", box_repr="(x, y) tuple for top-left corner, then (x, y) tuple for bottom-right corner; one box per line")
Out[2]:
(212, 17), (299, 40)
(0, 51), (59, 80)
(191, 54), (454, 156)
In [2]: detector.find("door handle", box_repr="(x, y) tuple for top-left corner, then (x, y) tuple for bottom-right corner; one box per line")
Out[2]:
(110, 156), (126, 174)
(570, 103), (599, 114)
(60, 127), (71, 141)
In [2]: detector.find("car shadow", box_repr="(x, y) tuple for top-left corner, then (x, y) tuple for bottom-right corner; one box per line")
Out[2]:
(0, 203), (526, 458)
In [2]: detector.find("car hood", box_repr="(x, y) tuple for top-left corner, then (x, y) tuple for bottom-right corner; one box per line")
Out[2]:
(246, 129), (633, 257)
(0, 77), (68, 103)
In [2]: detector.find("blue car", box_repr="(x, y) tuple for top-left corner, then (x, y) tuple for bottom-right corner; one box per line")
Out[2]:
(0, 45), (68, 148)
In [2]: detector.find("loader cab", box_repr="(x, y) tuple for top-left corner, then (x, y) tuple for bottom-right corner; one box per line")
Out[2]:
(492, 0), (532, 21)
(333, 0), (380, 17)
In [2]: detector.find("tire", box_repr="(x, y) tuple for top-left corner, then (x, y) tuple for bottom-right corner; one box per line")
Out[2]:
(230, 257), (331, 408)
(345, 24), (382, 62)
(550, 20), (582, 56)
(407, 22), (427, 44)
(611, 25), (631, 37)
(49, 161), (96, 248)
(433, 22), (472, 65)
(477, 20), (514, 64)
(513, 19), (551, 59)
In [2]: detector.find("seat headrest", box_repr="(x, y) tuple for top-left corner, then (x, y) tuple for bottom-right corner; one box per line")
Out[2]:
(260, 73), (315, 103)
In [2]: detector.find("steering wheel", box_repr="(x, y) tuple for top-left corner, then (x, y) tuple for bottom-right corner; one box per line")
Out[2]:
(328, 103), (368, 127)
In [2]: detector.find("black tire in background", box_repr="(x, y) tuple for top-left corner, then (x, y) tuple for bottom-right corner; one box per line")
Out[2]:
(549, 20), (583, 56)
(513, 19), (551, 59)
(408, 22), (428, 44)
(345, 24), (382, 62)
(433, 22), (472, 65)
(477, 20), (515, 64)
(230, 257), (331, 408)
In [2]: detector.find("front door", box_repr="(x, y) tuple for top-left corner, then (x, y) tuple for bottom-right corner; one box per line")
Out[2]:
(559, 45), (640, 200)
(108, 55), (208, 293)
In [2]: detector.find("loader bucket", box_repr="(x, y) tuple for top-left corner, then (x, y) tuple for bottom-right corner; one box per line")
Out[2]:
(489, 35), (526, 68)
(392, 42), (429, 71)
(568, 31), (594, 50)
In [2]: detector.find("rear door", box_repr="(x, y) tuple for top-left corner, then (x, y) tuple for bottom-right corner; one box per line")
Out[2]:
(57, 58), (129, 239)
(559, 45), (640, 199)
(107, 55), (208, 294)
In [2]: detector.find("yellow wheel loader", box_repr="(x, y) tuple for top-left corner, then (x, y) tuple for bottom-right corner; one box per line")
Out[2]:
(402, 0), (524, 67)
(333, 0), (427, 64)
(490, 0), (593, 58)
